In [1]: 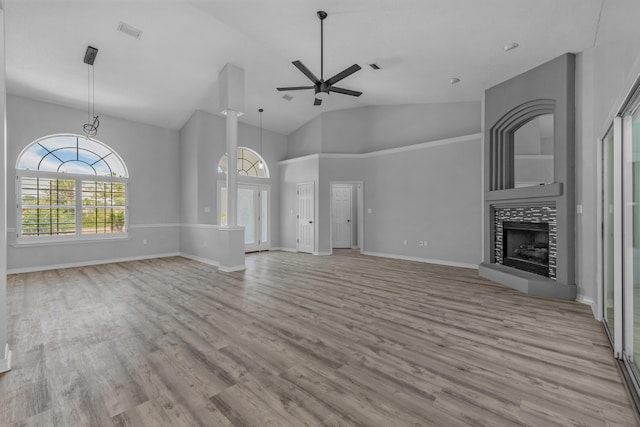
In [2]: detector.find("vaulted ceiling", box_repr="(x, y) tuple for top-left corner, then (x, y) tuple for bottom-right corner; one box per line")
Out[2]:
(5, 0), (640, 135)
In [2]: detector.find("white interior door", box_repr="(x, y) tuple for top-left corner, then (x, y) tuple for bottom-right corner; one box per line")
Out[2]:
(332, 184), (352, 248)
(297, 183), (315, 254)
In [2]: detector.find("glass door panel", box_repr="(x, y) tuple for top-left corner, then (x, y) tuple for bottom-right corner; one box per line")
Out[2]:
(604, 128), (615, 339)
(631, 110), (640, 369)
(218, 184), (270, 252)
(261, 190), (268, 244)
(238, 188), (256, 245)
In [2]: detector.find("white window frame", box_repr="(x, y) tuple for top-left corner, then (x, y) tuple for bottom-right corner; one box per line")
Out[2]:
(16, 169), (128, 244)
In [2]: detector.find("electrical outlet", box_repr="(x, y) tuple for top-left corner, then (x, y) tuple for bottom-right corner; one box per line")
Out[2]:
(203, 241), (207, 247)
(204, 207), (211, 213)
(403, 239), (407, 245)
(142, 239), (147, 245)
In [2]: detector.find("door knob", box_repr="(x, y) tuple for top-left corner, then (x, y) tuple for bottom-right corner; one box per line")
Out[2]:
(309, 221), (313, 224)
(347, 219), (350, 222)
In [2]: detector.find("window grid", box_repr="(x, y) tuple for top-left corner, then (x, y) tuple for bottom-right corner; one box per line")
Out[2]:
(20, 177), (76, 237)
(218, 147), (268, 178)
(16, 134), (128, 241)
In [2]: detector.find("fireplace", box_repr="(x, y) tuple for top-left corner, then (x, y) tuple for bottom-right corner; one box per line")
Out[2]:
(502, 221), (549, 277)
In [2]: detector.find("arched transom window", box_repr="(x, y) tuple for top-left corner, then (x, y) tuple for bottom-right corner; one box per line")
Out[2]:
(217, 147), (269, 178)
(16, 134), (128, 241)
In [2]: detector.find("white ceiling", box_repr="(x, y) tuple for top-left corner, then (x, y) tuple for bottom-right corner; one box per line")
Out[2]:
(5, 0), (640, 135)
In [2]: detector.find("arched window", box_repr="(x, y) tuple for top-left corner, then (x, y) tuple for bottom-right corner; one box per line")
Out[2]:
(16, 134), (128, 241)
(217, 147), (269, 178)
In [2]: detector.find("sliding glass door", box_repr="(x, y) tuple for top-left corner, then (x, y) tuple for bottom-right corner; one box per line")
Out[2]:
(603, 126), (616, 341)
(606, 84), (640, 393)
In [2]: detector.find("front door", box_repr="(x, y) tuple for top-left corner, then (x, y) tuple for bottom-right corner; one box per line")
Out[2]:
(332, 184), (352, 248)
(219, 184), (270, 252)
(297, 182), (315, 253)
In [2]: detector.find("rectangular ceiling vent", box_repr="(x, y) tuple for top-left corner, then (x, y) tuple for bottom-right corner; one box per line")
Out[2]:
(282, 94), (293, 101)
(369, 63), (381, 70)
(117, 22), (143, 40)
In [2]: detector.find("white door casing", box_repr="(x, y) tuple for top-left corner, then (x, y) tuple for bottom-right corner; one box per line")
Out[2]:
(297, 182), (315, 254)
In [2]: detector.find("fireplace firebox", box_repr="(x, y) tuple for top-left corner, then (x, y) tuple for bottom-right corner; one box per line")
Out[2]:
(502, 221), (549, 277)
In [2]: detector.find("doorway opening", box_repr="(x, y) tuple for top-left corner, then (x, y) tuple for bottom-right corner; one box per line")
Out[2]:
(219, 183), (270, 253)
(330, 181), (363, 254)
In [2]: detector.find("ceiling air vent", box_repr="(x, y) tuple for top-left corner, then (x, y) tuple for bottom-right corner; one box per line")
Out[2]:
(117, 22), (143, 40)
(282, 94), (293, 101)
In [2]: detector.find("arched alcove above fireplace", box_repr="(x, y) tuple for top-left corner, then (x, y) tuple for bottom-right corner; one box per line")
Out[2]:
(480, 53), (576, 301)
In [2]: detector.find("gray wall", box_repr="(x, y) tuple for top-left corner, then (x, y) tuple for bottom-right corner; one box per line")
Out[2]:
(362, 138), (482, 265)
(279, 134), (483, 266)
(278, 156), (319, 251)
(179, 110), (288, 252)
(287, 102), (481, 157)
(483, 54), (576, 288)
(575, 35), (640, 311)
(7, 95), (181, 271)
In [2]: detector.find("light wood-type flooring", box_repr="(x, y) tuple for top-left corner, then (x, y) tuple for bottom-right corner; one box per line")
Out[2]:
(0, 250), (637, 426)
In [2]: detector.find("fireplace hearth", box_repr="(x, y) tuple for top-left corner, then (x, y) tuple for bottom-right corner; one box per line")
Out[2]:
(502, 221), (549, 277)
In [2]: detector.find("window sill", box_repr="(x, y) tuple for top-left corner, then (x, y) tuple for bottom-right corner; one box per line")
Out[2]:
(13, 234), (130, 247)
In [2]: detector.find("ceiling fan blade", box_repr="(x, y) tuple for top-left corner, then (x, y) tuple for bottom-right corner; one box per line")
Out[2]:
(277, 86), (315, 91)
(314, 98), (322, 106)
(329, 86), (362, 97)
(292, 60), (320, 83)
(325, 64), (361, 86)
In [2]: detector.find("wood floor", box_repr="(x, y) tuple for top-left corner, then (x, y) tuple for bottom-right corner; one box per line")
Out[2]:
(0, 250), (636, 426)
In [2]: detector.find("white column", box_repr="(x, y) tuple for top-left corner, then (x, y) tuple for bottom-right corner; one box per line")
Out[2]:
(226, 110), (238, 227)
(219, 63), (244, 229)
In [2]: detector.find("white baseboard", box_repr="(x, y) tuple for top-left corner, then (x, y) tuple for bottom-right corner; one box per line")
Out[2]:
(219, 264), (247, 272)
(271, 247), (297, 253)
(178, 252), (220, 268)
(576, 294), (594, 306)
(0, 344), (12, 373)
(178, 253), (245, 273)
(576, 294), (596, 318)
(313, 251), (332, 256)
(362, 251), (479, 270)
(8, 252), (181, 274)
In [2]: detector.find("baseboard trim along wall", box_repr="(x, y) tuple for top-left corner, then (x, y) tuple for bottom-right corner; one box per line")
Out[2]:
(0, 344), (12, 373)
(271, 247), (298, 253)
(7, 252), (181, 274)
(576, 294), (596, 317)
(362, 251), (479, 270)
(219, 264), (247, 273)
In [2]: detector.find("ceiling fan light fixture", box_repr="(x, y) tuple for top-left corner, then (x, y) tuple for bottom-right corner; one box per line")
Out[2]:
(503, 42), (519, 52)
(450, 77), (461, 85)
(316, 91), (330, 100)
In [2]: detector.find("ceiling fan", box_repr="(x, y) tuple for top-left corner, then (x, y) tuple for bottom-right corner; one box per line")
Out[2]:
(277, 10), (362, 106)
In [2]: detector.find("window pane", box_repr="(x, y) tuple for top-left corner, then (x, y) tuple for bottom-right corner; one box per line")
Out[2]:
(238, 188), (255, 244)
(632, 110), (640, 369)
(21, 208), (76, 236)
(220, 187), (228, 226)
(17, 135), (127, 177)
(261, 190), (268, 243)
(217, 148), (268, 178)
(81, 181), (126, 234)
